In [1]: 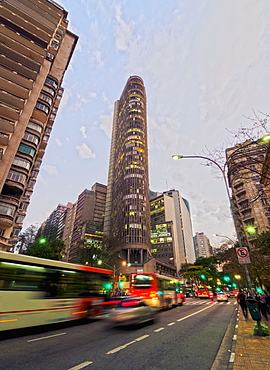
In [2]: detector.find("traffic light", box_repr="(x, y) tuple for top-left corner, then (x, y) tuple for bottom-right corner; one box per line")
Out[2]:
(224, 276), (230, 282)
(200, 274), (206, 280)
(105, 283), (112, 290)
(246, 225), (256, 235)
(119, 281), (124, 288)
(39, 238), (46, 244)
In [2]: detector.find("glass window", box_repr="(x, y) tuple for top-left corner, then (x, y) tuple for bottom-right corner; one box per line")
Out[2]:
(42, 85), (55, 96)
(35, 102), (49, 115)
(0, 202), (16, 216)
(7, 171), (27, 184)
(13, 156), (31, 170)
(45, 77), (58, 89)
(18, 143), (36, 157)
(27, 121), (43, 133)
(23, 132), (39, 145)
(39, 93), (53, 105)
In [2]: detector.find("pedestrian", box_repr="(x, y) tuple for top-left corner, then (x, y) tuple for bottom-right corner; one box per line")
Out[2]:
(257, 294), (269, 321)
(237, 289), (248, 319)
(264, 291), (270, 315)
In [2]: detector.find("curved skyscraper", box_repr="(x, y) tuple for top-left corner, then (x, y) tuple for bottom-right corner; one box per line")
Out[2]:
(104, 76), (151, 272)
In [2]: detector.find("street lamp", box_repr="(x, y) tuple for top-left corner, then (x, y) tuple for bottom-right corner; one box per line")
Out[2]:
(172, 145), (266, 294)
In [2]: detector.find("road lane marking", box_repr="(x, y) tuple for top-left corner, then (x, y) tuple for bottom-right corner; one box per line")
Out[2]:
(27, 332), (66, 342)
(136, 335), (149, 341)
(235, 324), (238, 328)
(233, 334), (237, 340)
(154, 327), (164, 332)
(229, 353), (235, 362)
(68, 361), (93, 370)
(106, 335), (149, 354)
(177, 303), (214, 322)
(167, 322), (175, 326)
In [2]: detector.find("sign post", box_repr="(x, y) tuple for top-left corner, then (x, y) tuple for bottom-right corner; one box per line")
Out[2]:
(236, 246), (251, 264)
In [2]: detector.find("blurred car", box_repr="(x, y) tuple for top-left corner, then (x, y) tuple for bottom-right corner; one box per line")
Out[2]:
(217, 292), (229, 302)
(106, 297), (156, 326)
(233, 289), (239, 297)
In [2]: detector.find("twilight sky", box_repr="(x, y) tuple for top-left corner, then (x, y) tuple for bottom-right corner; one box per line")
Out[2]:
(23, 0), (270, 245)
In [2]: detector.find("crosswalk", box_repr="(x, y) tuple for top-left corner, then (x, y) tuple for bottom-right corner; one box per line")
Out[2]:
(184, 300), (237, 306)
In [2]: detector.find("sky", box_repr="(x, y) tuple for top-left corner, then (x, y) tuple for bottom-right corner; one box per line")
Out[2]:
(23, 0), (270, 246)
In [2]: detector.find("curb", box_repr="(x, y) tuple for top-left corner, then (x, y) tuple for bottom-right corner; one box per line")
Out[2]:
(211, 306), (239, 370)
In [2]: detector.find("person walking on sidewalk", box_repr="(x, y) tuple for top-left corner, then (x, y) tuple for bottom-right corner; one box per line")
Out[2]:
(237, 289), (248, 319)
(257, 293), (269, 320)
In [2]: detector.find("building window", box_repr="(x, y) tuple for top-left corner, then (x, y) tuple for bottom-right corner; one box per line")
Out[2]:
(262, 198), (269, 206)
(35, 102), (50, 115)
(27, 121), (43, 133)
(250, 165), (256, 171)
(7, 170), (27, 184)
(45, 77), (58, 89)
(0, 202), (16, 216)
(13, 156), (31, 170)
(18, 143), (36, 157)
(23, 132), (39, 145)
(42, 85), (55, 97)
(39, 93), (53, 106)
(0, 229), (5, 236)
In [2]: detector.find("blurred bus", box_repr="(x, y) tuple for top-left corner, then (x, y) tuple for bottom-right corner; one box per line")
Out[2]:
(196, 285), (211, 298)
(130, 273), (185, 309)
(0, 251), (112, 331)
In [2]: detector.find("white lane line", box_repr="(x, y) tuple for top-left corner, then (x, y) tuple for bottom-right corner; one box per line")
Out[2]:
(167, 322), (175, 326)
(229, 353), (235, 363)
(154, 327), (164, 332)
(233, 334), (237, 340)
(106, 335), (149, 354)
(27, 332), (66, 342)
(177, 304), (214, 322)
(68, 361), (93, 370)
(235, 324), (238, 329)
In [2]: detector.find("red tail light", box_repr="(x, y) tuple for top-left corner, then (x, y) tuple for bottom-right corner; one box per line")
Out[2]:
(121, 300), (141, 307)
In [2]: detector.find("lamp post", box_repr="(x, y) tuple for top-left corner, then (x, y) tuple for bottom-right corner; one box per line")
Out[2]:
(172, 150), (257, 294)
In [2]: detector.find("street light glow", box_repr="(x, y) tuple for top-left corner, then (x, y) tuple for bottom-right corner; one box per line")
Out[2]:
(259, 134), (270, 142)
(172, 155), (183, 160)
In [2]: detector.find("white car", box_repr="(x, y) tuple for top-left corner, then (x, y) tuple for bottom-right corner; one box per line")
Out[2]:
(107, 297), (156, 326)
(217, 292), (228, 302)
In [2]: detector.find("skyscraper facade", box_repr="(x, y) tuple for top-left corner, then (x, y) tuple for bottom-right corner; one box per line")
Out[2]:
(0, 0), (78, 251)
(193, 232), (212, 258)
(150, 190), (196, 273)
(104, 76), (151, 271)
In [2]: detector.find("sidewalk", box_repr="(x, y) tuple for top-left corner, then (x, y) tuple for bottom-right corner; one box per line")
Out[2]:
(233, 311), (270, 370)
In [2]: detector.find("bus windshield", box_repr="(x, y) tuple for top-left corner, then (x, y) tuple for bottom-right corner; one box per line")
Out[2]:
(134, 275), (153, 289)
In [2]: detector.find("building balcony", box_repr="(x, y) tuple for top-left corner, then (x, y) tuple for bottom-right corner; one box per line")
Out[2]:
(241, 212), (254, 222)
(0, 236), (11, 252)
(0, 117), (15, 133)
(0, 194), (20, 207)
(0, 132), (9, 146)
(234, 186), (245, 196)
(0, 214), (14, 228)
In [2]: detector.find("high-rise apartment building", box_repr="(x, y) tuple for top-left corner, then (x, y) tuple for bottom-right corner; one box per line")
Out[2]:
(104, 76), (152, 272)
(226, 140), (270, 243)
(193, 232), (212, 258)
(150, 190), (196, 273)
(42, 202), (72, 241)
(68, 183), (107, 263)
(0, 0), (78, 251)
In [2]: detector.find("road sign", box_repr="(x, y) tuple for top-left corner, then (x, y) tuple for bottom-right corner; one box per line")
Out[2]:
(236, 247), (251, 264)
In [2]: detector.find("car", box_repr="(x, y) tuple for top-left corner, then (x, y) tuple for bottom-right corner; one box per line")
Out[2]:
(106, 297), (157, 326)
(217, 292), (229, 302)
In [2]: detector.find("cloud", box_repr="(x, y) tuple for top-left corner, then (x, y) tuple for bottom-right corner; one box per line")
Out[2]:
(114, 4), (133, 51)
(93, 50), (104, 67)
(55, 138), (63, 147)
(75, 143), (96, 159)
(99, 113), (113, 138)
(80, 126), (88, 139)
(42, 165), (58, 176)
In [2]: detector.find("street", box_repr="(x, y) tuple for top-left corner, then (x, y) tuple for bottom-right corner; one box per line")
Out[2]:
(0, 298), (237, 370)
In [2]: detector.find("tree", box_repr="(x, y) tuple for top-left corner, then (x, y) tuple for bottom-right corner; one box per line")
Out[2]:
(25, 239), (65, 261)
(16, 224), (39, 253)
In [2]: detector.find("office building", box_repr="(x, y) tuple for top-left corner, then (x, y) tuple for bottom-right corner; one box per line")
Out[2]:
(193, 232), (212, 258)
(0, 0), (78, 251)
(150, 190), (196, 273)
(104, 76), (152, 273)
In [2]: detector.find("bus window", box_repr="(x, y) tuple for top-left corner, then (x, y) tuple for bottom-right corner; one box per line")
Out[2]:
(134, 274), (153, 289)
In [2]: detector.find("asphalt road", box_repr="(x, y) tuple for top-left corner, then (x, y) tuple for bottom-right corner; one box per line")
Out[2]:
(0, 298), (237, 370)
